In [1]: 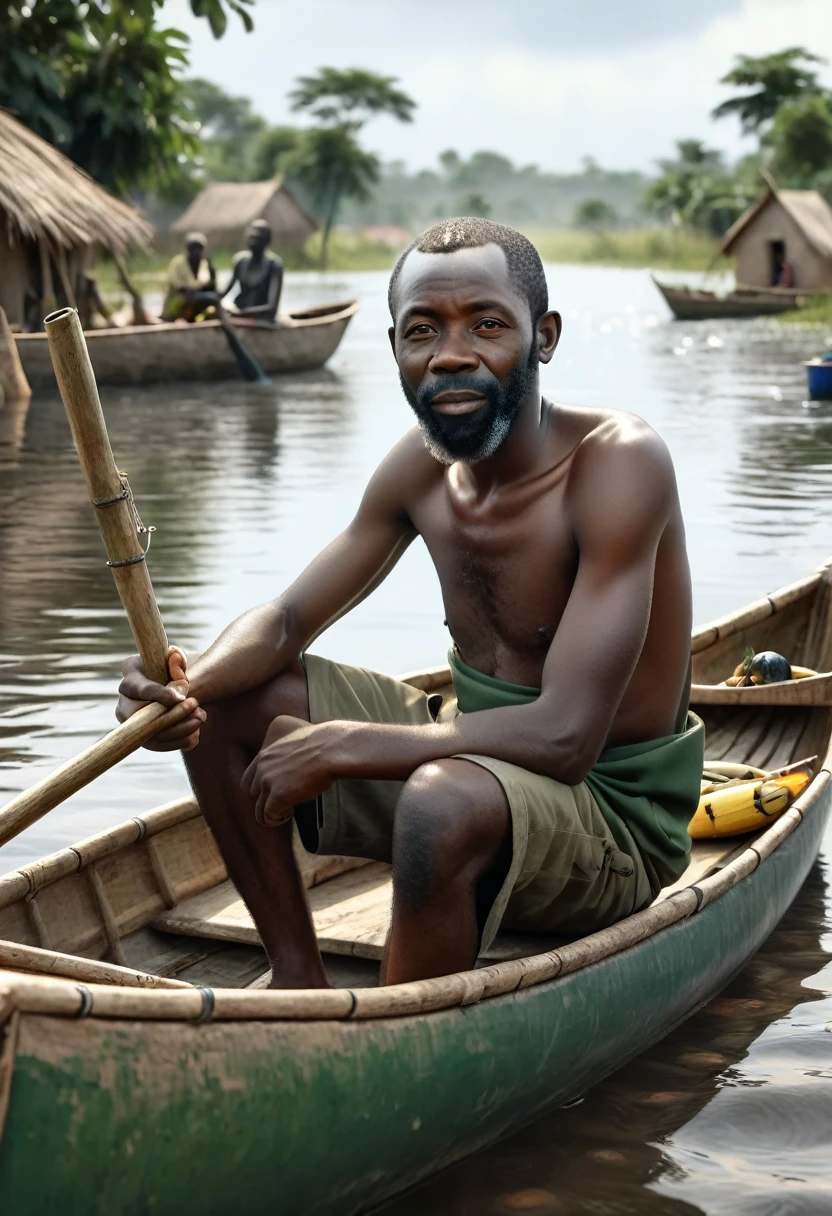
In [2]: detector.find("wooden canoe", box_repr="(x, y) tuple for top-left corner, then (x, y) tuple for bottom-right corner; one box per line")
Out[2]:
(652, 276), (800, 320)
(13, 300), (358, 389)
(1, 559), (831, 1214)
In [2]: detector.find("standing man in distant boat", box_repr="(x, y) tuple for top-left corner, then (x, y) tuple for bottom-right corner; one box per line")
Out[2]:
(116, 218), (703, 990)
(222, 219), (284, 322)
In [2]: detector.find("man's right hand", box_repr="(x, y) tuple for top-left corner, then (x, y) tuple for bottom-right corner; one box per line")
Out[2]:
(116, 646), (206, 752)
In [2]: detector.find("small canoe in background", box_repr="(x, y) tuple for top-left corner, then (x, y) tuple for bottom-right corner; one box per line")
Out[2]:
(13, 300), (358, 389)
(1, 559), (831, 1214)
(652, 276), (801, 320)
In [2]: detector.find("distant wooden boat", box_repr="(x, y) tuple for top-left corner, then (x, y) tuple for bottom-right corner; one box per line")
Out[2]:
(14, 300), (358, 388)
(652, 276), (801, 320)
(1, 559), (831, 1214)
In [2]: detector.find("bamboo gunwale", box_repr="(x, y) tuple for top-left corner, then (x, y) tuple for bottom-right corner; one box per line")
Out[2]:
(0, 941), (192, 990)
(690, 568), (824, 655)
(0, 797), (200, 910)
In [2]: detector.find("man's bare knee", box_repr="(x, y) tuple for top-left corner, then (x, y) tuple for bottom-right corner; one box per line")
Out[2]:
(392, 759), (510, 911)
(195, 659), (310, 755)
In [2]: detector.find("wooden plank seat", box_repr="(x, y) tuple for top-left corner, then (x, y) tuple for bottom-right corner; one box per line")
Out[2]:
(149, 703), (813, 971)
(151, 839), (743, 966)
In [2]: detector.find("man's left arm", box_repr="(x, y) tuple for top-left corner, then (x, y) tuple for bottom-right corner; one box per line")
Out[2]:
(246, 424), (677, 823)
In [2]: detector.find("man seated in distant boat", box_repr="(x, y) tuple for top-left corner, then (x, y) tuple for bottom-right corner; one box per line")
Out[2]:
(117, 218), (704, 989)
(161, 232), (218, 322)
(221, 219), (283, 323)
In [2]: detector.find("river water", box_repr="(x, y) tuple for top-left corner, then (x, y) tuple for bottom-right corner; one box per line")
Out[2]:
(1, 266), (832, 1212)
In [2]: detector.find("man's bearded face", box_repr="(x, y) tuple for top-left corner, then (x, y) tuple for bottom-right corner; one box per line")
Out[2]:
(399, 346), (538, 465)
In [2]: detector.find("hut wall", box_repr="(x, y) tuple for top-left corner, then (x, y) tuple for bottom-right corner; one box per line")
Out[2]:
(0, 235), (30, 329)
(733, 201), (832, 290)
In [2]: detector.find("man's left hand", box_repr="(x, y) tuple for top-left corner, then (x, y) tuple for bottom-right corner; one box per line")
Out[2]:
(241, 716), (339, 826)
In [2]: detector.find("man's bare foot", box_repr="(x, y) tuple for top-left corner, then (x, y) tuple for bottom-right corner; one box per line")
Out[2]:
(267, 959), (334, 990)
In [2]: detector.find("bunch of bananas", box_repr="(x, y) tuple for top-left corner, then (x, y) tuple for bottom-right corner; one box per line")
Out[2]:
(689, 758), (814, 839)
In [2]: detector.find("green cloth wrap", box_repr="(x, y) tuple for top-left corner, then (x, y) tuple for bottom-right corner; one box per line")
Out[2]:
(447, 648), (703, 892)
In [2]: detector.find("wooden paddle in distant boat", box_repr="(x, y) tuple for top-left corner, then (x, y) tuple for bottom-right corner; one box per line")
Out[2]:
(216, 304), (271, 385)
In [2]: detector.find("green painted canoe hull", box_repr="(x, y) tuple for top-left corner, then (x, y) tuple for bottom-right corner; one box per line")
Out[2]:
(0, 792), (827, 1214)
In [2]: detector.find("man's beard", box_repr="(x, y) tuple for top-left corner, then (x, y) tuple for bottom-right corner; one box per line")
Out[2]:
(399, 348), (538, 465)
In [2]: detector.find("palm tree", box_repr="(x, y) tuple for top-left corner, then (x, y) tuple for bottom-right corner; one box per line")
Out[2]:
(283, 125), (379, 267)
(289, 67), (415, 130)
(712, 47), (825, 136)
(287, 68), (416, 267)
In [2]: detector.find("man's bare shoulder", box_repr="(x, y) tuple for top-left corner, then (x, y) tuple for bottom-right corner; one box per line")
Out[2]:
(360, 427), (443, 517)
(564, 404), (675, 485)
(559, 405), (678, 534)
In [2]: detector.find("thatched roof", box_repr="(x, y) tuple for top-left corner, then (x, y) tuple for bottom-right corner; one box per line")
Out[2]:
(720, 176), (832, 262)
(0, 109), (152, 253)
(172, 178), (318, 247)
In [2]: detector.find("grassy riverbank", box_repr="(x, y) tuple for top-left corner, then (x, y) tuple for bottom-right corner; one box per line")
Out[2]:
(524, 226), (718, 270)
(779, 295), (832, 327)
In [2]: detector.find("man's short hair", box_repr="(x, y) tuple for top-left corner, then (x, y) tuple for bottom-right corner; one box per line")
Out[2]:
(249, 218), (272, 240)
(388, 218), (548, 323)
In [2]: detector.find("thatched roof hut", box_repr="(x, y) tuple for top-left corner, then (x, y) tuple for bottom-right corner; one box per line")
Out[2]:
(0, 109), (152, 330)
(719, 176), (832, 291)
(172, 178), (318, 254)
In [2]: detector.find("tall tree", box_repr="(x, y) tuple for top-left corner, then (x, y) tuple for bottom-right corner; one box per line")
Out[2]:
(0, 0), (254, 194)
(712, 47), (825, 135)
(253, 126), (302, 181)
(769, 93), (832, 188)
(643, 140), (755, 235)
(283, 126), (379, 267)
(287, 67), (416, 267)
(182, 77), (265, 181)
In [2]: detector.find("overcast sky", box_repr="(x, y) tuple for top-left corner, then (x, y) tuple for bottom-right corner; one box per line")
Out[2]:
(167, 0), (832, 174)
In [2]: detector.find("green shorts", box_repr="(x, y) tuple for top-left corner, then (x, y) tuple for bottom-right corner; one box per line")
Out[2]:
(299, 654), (654, 953)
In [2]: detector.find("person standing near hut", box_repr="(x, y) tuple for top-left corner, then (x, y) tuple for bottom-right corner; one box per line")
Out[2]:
(222, 220), (283, 323)
(162, 232), (218, 322)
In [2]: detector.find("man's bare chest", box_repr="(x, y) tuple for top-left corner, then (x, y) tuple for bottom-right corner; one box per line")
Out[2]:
(412, 484), (578, 677)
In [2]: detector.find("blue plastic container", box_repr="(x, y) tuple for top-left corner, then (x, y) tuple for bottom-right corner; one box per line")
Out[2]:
(806, 355), (832, 400)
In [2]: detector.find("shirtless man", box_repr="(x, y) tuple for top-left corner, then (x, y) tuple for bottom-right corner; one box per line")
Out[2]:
(117, 218), (703, 990)
(222, 219), (283, 322)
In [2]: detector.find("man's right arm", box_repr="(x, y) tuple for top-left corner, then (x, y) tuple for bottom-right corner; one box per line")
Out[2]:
(116, 433), (427, 744)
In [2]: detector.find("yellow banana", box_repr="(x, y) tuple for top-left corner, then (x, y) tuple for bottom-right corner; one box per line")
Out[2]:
(790, 666), (818, 680)
(689, 770), (810, 839)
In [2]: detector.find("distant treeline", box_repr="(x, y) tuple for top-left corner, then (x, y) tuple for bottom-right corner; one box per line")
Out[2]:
(335, 153), (649, 230)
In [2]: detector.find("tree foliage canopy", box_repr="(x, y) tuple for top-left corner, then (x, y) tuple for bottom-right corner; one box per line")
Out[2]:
(0, 0), (252, 194)
(643, 140), (757, 235)
(769, 93), (832, 188)
(289, 68), (416, 129)
(712, 47), (826, 134)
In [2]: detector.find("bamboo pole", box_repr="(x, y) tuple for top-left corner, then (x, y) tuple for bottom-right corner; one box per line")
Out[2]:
(0, 310), (179, 848)
(0, 306), (31, 403)
(43, 308), (168, 683)
(0, 702), (191, 849)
